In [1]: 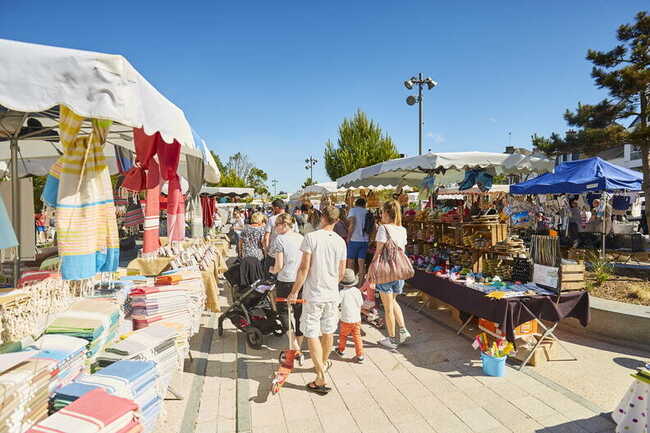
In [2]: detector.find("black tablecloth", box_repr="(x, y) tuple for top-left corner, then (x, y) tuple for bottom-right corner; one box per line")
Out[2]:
(407, 270), (590, 342)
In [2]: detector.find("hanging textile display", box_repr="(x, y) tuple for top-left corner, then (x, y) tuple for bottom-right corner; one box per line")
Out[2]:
(0, 196), (18, 250)
(185, 154), (205, 200)
(158, 140), (184, 242)
(123, 128), (163, 254)
(189, 196), (203, 239)
(0, 178), (35, 260)
(143, 184), (161, 255)
(43, 106), (118, 280)
(201, 195), (215, 229)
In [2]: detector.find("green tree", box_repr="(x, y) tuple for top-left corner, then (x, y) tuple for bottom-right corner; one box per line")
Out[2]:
(324, 109), (400, 180)
(208, 151), (269, 195)
(532, 11), (649, 226)
(302, 177), (317, 188)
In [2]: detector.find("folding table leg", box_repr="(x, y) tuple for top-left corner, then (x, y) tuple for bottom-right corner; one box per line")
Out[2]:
(456, 315), (475, 335)
(518, 317), (578, 370)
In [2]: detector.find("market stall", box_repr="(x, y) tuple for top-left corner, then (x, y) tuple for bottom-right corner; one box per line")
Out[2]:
(0, 39), (228, 432)
(510, 157), (644, 255)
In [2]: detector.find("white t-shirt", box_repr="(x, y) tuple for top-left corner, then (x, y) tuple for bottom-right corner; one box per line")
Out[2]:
(270, 232), (304, 283)
(339, 287), (363, 323)
(300, 229), (347, 303)
(348, 207), (369, 242)
(375, 224), (407, 250)
(265, 213), (298, 251)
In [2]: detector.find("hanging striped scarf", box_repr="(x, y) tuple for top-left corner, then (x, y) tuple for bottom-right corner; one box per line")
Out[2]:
(142, 185), (161, 255)
(48, 105), (119, 280)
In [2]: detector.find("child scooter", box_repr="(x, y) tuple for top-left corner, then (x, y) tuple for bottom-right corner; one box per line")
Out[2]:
(271, 298), (305, 395)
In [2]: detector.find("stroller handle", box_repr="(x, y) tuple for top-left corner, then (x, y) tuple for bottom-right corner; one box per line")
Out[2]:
(275, 297), (305, 304)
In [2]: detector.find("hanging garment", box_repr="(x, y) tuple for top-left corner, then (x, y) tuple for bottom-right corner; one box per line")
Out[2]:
(189, 196), (203, 239)
(612, 195), (632, 215)
(0, 178), (35, 260)
(185, 154), (204, 200)
(0, 196), (18, 250)
(158, 140), (184, 242)
(143, 185), (161, 255)
(201, 195), (215, 228)
(52, 105), (119, 280)
(114, 145), (134, 175)
(123, 201), (145, 227)
(459, 169), (493, 192)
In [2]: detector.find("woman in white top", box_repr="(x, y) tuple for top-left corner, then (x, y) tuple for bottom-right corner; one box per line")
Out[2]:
(370, 200), (411, 350)
(269, 213), (306, 362)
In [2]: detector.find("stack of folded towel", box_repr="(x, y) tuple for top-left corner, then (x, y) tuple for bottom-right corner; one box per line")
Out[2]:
(74, 360), (162, 432)
(31, 334), (87, 394)
(26, 388), (142, 433)
(50, 382), (99, 413)
(45, 299), (121, 370)
(0, 352), (56, 432)
(97, 324), (179, 394)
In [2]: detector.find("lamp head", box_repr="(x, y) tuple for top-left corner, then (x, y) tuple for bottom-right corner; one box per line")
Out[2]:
(406, 95), (417, 106)
(404, 80), (413, 90)
(425, 79), (438, 90)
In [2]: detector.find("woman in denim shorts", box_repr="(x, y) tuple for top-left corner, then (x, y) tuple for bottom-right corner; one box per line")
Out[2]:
(371, 200), (411, 350)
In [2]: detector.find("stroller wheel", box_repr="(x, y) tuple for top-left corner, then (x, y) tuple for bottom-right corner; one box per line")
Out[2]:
(273, 328), (284, 337)
(245, 327), (263, 350)
(278, 350), (286, 363)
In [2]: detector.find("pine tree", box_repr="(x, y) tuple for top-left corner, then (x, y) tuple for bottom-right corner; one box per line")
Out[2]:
(324, 109), (400, 180)
(532, 11), (649, 226)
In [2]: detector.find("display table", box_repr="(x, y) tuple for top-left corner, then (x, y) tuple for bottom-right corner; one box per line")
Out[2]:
(407, 270), (590, 341)
(407, 270), (591, 368)
(613, 377), (649, 433)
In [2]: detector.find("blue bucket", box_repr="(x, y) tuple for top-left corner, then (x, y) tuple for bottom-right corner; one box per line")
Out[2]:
(481, 352), (507, 377)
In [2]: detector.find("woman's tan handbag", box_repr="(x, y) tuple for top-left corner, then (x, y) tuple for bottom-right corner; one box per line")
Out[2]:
(367, 225), (414, 285)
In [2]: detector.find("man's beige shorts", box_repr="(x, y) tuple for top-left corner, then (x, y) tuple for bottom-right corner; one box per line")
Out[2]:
(299, 301), (339, 338)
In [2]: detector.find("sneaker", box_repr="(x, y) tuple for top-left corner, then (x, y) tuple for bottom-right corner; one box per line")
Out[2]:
(378, 337), (398, 350)
(334, 348), (344, 357)
(355, 356), (364, 364)
(398, 328), (412, 344)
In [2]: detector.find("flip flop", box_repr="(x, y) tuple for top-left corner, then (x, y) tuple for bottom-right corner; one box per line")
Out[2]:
(306, 381), (330, 395)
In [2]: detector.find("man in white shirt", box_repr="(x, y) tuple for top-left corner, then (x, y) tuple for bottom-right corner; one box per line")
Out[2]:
(263, 199), (298, 252)
(288, 206), (347, 395)
(346, 198), (370, 284)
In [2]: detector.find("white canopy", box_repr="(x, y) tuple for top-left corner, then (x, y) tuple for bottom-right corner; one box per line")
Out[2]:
(201, 186), (255, 197)
(0, 39), (220, 183)
(290, 182), (412, 201)
(336, 151), (548, 188)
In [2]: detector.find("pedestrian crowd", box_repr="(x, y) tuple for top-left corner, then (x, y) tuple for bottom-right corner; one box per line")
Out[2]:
(228, 197), (412, 395)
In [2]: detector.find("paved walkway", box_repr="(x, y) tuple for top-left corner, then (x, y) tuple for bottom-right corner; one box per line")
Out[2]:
(155, 273), (649, 433)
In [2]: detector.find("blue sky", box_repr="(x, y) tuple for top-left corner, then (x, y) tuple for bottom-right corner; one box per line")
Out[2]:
(2, 1), (647, 193)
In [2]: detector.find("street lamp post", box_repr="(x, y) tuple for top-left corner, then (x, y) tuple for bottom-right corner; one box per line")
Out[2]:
(305, 155), (317, 181)
(271, 179), (279, 196)
(404, 73), (438, 155)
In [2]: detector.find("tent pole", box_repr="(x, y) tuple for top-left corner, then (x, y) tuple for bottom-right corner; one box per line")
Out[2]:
(9, 135), (21, 287)
(601, 193), (607, 258)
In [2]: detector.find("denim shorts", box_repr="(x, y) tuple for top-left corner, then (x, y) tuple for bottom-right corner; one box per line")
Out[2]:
(347, 241), (369, 260)
(376, 280), (404, 295)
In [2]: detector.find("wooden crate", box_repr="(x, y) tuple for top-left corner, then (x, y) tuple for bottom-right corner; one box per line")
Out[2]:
(558, 263), (585, 291)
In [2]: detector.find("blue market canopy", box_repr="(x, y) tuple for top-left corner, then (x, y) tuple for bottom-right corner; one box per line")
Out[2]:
(510, 157), (642, 194)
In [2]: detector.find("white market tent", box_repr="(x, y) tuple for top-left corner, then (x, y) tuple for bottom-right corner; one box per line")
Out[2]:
(201, 186), (255, 197)
(336, 151), (553, 188)
(289, 181), (412, 202)
(0, 39), (221, 282)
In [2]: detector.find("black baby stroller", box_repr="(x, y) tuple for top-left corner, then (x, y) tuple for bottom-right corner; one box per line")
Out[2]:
(219, 257), (284, 349)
